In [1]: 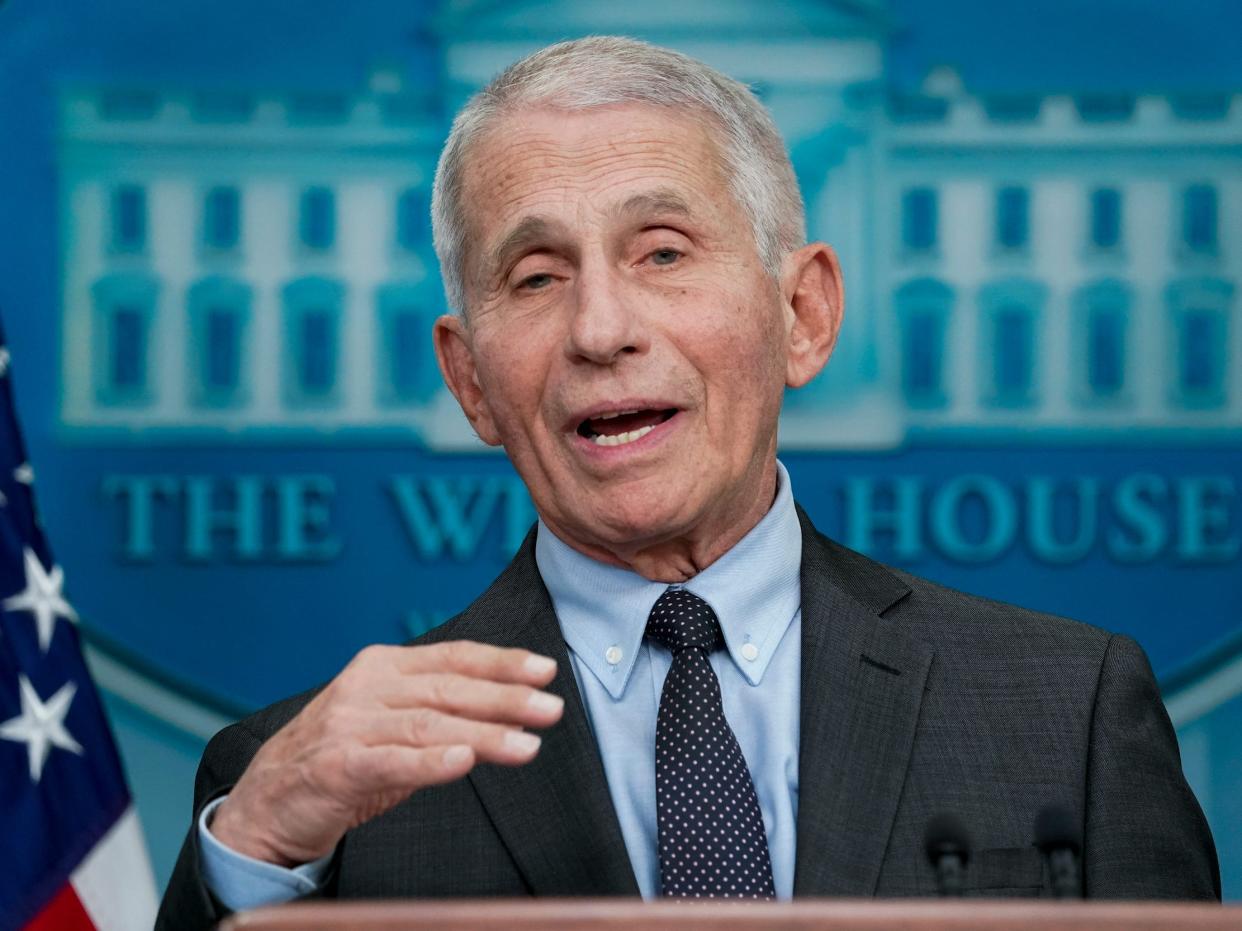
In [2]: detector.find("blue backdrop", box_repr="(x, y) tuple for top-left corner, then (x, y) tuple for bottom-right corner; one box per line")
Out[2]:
(0, 0), (1239, 899)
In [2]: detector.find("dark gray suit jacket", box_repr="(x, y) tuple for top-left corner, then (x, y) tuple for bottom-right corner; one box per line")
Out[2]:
(157, 511), (1219, 929)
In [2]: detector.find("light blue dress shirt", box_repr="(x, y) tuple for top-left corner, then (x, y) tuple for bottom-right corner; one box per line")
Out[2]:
(200, 461), (803, 906)
(199, 795), (332, 909)
(538, 460), (802, 898)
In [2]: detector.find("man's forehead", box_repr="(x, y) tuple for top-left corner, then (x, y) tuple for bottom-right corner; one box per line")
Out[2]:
(479, 100), (718, 155)
(466, 105), (723, 206)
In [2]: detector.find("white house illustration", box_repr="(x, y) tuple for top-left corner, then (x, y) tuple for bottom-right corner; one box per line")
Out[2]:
(57, 0), (1240, 449)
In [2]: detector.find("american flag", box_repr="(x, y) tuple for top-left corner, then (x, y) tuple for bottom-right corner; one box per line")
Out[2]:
(0, 316), (157, 930)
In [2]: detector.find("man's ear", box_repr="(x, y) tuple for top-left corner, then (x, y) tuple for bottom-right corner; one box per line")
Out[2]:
(780, 243), (844, 389)
(433, 314), (502, 446)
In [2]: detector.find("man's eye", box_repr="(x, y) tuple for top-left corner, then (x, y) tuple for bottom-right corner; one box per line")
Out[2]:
(650, 249), (681, 266)
(518, 273), (554, 290)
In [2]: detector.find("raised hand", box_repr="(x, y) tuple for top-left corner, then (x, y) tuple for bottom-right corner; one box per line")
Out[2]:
(208, 641), (563, 866)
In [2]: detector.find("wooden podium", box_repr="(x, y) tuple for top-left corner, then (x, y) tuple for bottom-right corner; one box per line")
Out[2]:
(221, 899), (1239, 930)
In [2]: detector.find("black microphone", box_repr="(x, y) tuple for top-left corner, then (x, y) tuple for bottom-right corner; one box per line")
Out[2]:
(924, 813), (972, 897)
(1034, 805), (1083, 899)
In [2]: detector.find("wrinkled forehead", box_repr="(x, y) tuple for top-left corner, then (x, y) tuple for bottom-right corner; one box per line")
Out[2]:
(456, 103), (736, 263)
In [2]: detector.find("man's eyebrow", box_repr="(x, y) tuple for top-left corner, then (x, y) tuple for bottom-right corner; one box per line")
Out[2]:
(484, 192), (693, 276)
(613, 190), (694, 222)
(486, 216), (557, 275)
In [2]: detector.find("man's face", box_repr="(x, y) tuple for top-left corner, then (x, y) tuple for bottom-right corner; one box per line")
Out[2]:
(435, 103), (839, 572)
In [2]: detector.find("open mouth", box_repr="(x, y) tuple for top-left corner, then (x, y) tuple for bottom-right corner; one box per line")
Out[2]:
(576, 408), (679, 447)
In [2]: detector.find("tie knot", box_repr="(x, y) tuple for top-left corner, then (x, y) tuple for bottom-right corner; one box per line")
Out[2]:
(645, 587), (723, 654)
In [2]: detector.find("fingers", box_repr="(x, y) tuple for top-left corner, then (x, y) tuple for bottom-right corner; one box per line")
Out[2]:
(379, 674), (564, 727)
(217, 640), (561, 867)
(389, 641), (559, 686)
(360, 744), (477, 795)
(366, 707), (544, 766)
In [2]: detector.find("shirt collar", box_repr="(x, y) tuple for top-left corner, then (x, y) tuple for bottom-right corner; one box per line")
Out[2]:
(536, 460), (802, 699)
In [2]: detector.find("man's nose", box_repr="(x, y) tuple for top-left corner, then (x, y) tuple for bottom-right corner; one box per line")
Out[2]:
(565, 263), (648, 365)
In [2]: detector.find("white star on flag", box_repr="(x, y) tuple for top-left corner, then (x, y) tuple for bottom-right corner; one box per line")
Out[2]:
(0, 675), (83, 782)
(4, 547), (78, 652)
(14, 462), (33, 485)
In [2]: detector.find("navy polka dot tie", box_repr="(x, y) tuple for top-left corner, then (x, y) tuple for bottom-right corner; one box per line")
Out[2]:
(645, 587), (776, 899)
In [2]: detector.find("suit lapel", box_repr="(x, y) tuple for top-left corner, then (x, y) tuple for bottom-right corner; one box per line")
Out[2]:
(793, 510), (933, 896)
(462, 534), (640, 896)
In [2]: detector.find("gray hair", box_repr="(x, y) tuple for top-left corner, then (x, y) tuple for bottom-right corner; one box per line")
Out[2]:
(430, 36), (806, 316)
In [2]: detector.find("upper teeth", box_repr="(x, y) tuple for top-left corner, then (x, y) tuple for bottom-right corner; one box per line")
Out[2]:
(597, 410), (639, 421)
(591, 425), (655, 447)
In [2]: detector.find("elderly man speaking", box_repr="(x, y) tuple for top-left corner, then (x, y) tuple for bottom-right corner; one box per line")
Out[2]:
(157, 37), (1217, 927)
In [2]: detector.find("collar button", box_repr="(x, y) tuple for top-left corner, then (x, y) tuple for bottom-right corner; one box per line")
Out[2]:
(605, 645), (623, 666)
(741, 643), (760, 662)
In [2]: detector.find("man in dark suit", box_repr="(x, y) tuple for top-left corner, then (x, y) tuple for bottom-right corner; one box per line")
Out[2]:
(157, 36), (1218, 928)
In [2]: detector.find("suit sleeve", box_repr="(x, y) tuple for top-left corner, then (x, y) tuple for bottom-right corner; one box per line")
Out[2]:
(1082, 634), (1220, 900)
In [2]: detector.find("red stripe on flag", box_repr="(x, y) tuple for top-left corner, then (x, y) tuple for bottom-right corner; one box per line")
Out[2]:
(24, 883), (97, 931)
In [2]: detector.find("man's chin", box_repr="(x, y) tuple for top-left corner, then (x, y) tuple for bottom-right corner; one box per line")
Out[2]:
(573, 499), (703, 552)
